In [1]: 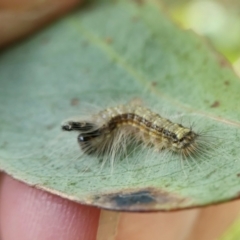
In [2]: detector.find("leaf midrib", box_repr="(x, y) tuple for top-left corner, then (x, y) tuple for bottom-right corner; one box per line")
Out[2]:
(69, 16), (240, 128)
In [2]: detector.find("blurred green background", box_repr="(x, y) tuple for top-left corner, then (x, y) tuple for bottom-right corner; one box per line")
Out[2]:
(162, 0), (240, 76)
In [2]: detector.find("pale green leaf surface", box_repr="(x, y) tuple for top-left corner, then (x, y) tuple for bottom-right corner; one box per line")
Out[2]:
(0, 0), (240, 211)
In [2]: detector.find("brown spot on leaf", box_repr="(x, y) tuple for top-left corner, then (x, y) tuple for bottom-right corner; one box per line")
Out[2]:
(151, 81), (157, 87)
(71, 98), (79, 106)
(219, 58), (231, 68)
(132, 0), (144, 5)
(224, 80), (230, 86)
(237, 173), (240, 177)
(210, 101), (220, 108)
(93, 187), (189, 211)
(105, 37), (113, 44)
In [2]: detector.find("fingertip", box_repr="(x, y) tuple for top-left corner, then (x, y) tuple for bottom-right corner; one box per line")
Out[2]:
(0, 0), (84, 48)
(0, 174), (100, 240)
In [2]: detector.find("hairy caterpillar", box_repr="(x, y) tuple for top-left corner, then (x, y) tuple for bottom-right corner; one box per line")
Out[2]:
(61, 102), (208, 162)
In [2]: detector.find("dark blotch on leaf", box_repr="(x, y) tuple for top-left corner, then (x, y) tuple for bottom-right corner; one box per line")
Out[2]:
(210, 101), (220, 108)
(151, 81), (157, 87)
(219, 58), (231, 68)
(105, 37), (113, 44)
(132, 0), (144, 5)
(224, 80), (230, 86)
(93, 188), (188, 211)
(111, 190), (155, 207)
(70, 98), (79, 106)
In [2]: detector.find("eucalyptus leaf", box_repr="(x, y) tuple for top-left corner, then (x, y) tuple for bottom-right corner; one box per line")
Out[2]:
(0, 0), (240, 211)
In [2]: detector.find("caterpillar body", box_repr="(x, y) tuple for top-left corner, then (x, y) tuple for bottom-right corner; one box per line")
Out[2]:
(62, 103), (203, 160)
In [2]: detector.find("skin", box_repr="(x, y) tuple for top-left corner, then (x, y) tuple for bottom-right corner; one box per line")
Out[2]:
(1, 1), (240, 239)
(0, 174), (100, 240)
